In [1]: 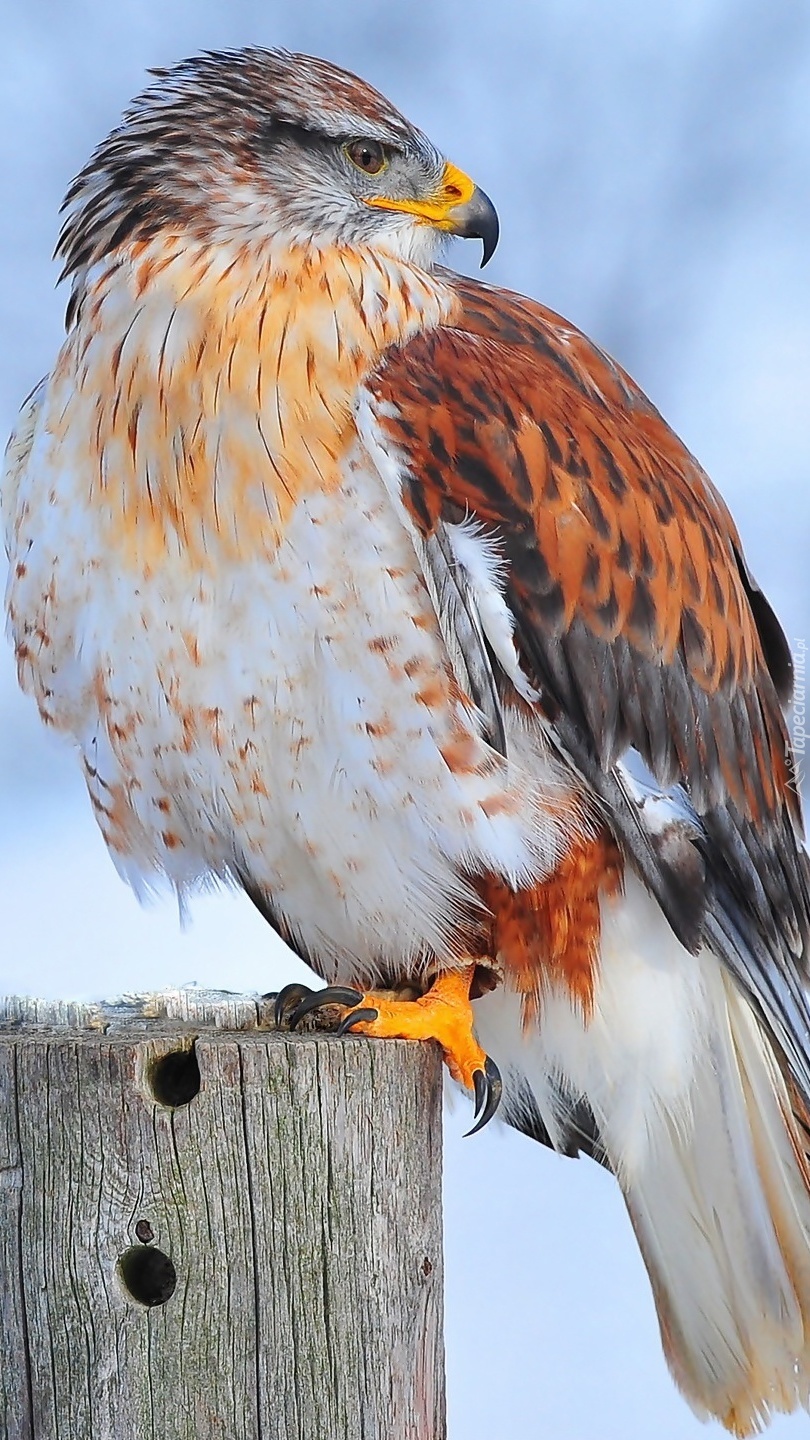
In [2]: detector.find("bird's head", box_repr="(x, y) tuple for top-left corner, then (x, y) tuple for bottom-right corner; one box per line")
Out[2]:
(57, 48), (499, 288)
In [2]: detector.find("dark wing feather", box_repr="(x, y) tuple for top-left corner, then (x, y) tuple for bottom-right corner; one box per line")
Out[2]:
(369, 270), (810, 1091)
(503, 1076), (611, 1170)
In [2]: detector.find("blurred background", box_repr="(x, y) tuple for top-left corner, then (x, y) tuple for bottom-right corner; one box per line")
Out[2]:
(2, 1), (809, 1436)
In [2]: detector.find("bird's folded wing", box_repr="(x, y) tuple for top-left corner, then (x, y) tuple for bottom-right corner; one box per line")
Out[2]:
(368, 271), (810, 1091)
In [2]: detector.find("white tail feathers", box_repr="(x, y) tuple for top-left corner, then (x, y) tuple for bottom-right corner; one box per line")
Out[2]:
(625, 972), (810, 1433)
(475, 874), (810, 1434)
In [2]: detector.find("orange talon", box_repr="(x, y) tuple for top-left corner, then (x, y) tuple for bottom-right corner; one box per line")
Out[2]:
(339, 966), (484, 1084)
(339, 966), (503, 1133)
(280, 965), (503, 1131)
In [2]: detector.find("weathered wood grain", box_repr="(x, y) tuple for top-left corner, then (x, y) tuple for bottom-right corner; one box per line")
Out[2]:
(0, 995), (445, 1440)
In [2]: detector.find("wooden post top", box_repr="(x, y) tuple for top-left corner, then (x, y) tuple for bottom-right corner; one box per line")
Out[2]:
(0, 988), (446, 1440)
(1, 986), (285, 1033)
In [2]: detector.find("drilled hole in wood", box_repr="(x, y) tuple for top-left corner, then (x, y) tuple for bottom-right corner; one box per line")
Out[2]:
(148, 1045), (201, 1106)
(118, 1246), (177, 1307)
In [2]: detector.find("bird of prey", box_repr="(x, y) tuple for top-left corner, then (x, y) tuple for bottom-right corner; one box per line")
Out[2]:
(3, 47), (810, 1434)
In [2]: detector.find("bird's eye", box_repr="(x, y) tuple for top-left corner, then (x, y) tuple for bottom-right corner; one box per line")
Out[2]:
(345, 139), (388, 176)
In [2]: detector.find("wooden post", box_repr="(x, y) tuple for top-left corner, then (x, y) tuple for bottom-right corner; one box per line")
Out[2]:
(0, 991), (445, 1440)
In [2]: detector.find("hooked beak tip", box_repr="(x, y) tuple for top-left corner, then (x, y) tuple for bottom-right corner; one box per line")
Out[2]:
(480, 213), (499, 268)
(449, 184), (500, 267)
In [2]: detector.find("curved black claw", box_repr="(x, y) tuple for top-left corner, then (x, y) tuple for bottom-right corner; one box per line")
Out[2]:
(274, 983), (316, 1029)
(465, 1056), (503, 1137)
(287, 985), (364, 1032)
(336, 1006), (380, 1036)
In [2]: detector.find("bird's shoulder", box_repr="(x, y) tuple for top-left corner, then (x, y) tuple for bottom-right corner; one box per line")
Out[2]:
(369, 267), (795, 811)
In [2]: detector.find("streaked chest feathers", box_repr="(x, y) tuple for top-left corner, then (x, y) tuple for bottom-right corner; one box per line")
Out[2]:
(7, 239), (580, 976)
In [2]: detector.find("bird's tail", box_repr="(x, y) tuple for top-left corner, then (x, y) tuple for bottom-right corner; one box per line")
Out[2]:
(475, 875), (810, 1434)
(622, 977), (810, 1434)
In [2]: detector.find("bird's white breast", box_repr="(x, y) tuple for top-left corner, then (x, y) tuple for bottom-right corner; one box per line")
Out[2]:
(7, 417), (577, 984)
(4, 242), (581, 983)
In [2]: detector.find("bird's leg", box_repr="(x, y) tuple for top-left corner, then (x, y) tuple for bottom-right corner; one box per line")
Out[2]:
(275, 965), (502, 1134)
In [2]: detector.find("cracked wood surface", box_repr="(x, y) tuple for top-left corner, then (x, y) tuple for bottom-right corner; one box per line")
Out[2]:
(0, 993), (445, 1440)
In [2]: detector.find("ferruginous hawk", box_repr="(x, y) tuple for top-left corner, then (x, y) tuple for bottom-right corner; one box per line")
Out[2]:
(4, 48), (810, 1434)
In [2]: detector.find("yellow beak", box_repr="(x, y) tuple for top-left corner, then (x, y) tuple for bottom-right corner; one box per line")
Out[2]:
(366, 161), (500, 266)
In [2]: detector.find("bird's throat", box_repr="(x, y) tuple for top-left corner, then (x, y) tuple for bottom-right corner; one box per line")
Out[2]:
(47, 237), (457, 572)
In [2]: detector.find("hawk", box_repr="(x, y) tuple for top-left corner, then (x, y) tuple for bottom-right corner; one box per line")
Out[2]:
(4, 47), (810, 1433)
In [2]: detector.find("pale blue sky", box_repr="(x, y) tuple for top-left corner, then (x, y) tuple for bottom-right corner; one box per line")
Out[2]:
(2, 3), (810, 1435)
